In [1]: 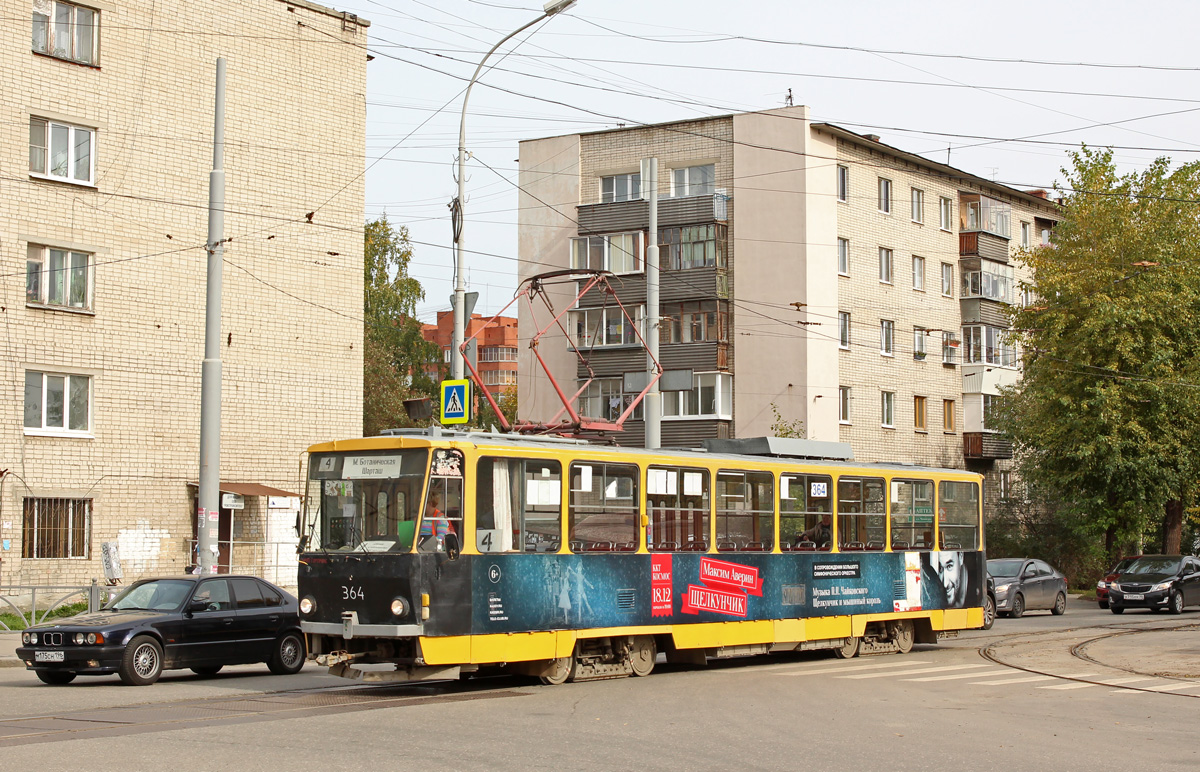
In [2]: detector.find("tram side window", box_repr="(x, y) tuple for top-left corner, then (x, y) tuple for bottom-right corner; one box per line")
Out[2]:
(938, 481), (980, 550)
(780, 473), (833, 551)
(569, 462), (639, 552)
(837, 477), (886, 550)
(890, 480), (934, 551)
(418, 449), (464, 553)
(715, 471), (774, 552)
(647, 466), (710, 552)
(476, 457), (562, 553)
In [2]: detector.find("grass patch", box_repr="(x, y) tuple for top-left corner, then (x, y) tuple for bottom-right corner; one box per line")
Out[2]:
(0, 601), (89, 632)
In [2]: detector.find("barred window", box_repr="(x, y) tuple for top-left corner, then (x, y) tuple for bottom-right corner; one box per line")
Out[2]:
(23, 497), (91, 558)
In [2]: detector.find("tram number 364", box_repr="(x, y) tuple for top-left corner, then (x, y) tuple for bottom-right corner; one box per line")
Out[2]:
(341, 585), (364, 600)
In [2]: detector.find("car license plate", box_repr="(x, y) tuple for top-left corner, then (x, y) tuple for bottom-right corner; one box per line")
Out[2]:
(1124, 593), (1144, 600)
(35, 651), (65, 662)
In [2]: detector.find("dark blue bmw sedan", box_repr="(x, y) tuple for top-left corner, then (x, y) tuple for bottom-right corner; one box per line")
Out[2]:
(16, 575), (305, 685)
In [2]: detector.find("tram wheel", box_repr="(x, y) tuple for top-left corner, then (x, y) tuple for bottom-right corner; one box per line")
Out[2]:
(893, 620), (915, 655)
(833, 636), (860, 659)
(539, 656), (575, 685)
(629, 636), (656, 677)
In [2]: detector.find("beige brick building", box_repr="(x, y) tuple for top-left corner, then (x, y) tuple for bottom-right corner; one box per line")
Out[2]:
(516, 106), (1059, 516)
(2, 0), (368, 587)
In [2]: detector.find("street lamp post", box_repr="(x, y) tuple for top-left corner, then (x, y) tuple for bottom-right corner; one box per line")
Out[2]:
(451, 0), (577, 380)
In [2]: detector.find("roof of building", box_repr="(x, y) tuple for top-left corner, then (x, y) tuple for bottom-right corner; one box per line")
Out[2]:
(276, 0), (370, 27)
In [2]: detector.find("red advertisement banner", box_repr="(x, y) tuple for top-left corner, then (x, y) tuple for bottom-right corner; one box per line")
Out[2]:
(651, 554), (673, 617)
(699, 556), (763, 596)
(681, 584), (748, 617)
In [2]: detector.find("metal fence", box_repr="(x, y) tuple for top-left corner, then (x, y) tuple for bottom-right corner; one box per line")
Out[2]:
(0, 580), (117, 631)
(186, 538), (300, 587)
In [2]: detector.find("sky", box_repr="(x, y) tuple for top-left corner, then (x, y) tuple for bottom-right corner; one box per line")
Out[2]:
(323, 0), (1200, 322)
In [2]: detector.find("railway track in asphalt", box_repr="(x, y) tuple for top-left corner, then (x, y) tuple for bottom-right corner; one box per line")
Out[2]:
(979, 616), (1200, 697)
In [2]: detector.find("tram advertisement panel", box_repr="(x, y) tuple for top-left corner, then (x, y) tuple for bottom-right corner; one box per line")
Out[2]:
(469, 551), (984, 634)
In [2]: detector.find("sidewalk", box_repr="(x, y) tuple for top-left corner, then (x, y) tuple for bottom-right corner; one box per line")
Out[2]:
(0, 633), (23, 668)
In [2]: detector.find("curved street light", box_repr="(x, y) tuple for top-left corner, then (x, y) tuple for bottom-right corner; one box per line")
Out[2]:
(451, 0), (578, 380)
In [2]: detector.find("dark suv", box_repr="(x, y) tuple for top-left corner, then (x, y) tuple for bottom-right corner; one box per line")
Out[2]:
(1108, 555), (1200, 614)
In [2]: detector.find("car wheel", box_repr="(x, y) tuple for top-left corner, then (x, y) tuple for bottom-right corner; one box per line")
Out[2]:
(1169, 590), (1184, 615)
(191, 666), (223, 676)
(1098, 599), (1109, 610)
(1110, 605), (1124, 614)
(268, 632), (306, 675)
(119, 635), (164, 686)
(1051, 592), (1067, 616)
(36, 670), (76, 685)
(1010, 594), (1025, 619)
(982, 594), (996, 630)
(834, 636), (860, 659)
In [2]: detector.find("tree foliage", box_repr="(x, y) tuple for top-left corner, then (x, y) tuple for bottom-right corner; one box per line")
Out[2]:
(362, 217), (440, 436)
(998, 148), (1200, 558)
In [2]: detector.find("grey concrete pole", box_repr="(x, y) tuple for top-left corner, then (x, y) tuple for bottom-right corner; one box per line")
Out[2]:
(644, 158), (661, 449)
(452, 0), (577, 380)
(198, 58), (226, 575)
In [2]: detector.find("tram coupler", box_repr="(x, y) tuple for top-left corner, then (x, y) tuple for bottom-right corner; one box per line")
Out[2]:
(315, 650), (363, 668)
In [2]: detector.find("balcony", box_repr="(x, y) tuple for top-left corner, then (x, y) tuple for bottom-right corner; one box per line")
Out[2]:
(963, 432), (1013, 460)
(577, 193), (730, 235)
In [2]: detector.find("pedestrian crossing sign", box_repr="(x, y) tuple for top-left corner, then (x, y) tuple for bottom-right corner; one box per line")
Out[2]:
(440, 379), (471, 425)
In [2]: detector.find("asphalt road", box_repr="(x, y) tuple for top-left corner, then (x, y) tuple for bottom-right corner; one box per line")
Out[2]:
(1, 598), (1197, 771)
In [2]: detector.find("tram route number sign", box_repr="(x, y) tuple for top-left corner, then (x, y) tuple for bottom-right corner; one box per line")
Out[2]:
(440, 379), (471, 425)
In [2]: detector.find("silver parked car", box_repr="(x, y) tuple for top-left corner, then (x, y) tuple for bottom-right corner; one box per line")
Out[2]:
(986, 558), (1068, 618)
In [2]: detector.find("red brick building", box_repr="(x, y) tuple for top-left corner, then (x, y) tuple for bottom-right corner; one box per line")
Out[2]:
(422, 311), (518, 395)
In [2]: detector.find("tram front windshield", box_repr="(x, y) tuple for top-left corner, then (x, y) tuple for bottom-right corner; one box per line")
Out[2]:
(304, 450), (429, 552)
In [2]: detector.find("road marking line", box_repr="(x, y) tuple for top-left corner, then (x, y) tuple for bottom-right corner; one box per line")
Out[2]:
(1040, 682), (1095, 690)
(842, 664), (992, 679)
(1119, 681), (1200, 693)
(779, 660), (932, 677)
(972, 673), (1095, 686)
(906, 669), (1010, 682)
(1097, 676), (1157, 685)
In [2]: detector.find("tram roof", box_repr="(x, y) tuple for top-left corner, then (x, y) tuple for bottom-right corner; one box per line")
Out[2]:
(312, 428), (980, 478)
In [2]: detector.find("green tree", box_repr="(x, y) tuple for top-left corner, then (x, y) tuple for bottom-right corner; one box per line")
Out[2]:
(999, 147), (1200, 558)
(363, 217), (440, 436)
(768, 402), (806, 439)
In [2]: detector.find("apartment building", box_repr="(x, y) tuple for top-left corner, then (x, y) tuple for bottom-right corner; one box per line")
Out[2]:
(3, 0), (369, 586)
(516, 106), (1058, 511)
(422, 311), (519, 395)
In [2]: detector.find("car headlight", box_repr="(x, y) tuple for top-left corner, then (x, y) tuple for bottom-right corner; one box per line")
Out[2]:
(1109, 583), (1121, 592)
(390, 597), (410, 617)
(29, 633), (38, 645)
(74, 633), (85, 645)
(22, 632), (30, 645)
(299, 597), (315, 615)
(1151, 581), (1173, 592)
(995, 584), (1011, 596)
(1096, 580), (1107, 590)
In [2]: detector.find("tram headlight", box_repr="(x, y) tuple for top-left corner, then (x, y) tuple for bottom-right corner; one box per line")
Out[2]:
(299, 596), (316, 615)
(390, 597), (410, 617)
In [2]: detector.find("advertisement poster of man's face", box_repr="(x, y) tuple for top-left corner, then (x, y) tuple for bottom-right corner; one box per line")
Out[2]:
(920, 550), (977, 609)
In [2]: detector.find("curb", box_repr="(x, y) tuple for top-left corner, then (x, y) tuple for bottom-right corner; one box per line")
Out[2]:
(0, 658), (25, 669)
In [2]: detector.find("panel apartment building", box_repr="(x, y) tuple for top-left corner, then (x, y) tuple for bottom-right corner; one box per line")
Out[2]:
(516, 106), (1059, 505)
(2, 0), (369, 586)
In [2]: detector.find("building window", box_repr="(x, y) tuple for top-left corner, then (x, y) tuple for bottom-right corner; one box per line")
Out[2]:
(880, 320), (894, 356)
(672, 164), (714, 197)
(24, 370), (91, 435)
(961, 260), (1014, 303)
(911, 188), (924, 223)
(941, 262), (954, 297)
(1041, 227), (1052, 246)
(914, 396), (927, 431)
(942, 332), (959, 364)
(878, 178), (892, 213)
(570, 306), (644, 348)
(964, 325), (1017, 367)
(1021, 222), (1031, 248)
(913, 327), (926, 359)
(912, 255), (925, 291)
(960, 194), (1011, 238)
(482, 370), (517, 386)
(26, 244), (91, 310)
(663, 372), (732, 420)
(837, 165), (849, 202)
(578, 378), (643, 421)
(443, 348), (451, 363)
(879, 248), (893, 284)
(838, 312), (851, 349)
(22, 497), (91, 558)
(571, 232), (642, 274)
(661, 300), (728, 344)
(983, 394), (1005, 432)
(839, 386), (851, 423)
(837, 237), (849, 275)
(601, 172), (640, 203)
(480, 346), (518, 362)
(999, 470), (1011, 500)
(939, 197), (953, 231)
(881, 391), (895, 428)
(32, 1), (97, 65)
(659, 224), (726, 270)
(943, 399), (956, 432)
(29, 117), (94, 184)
